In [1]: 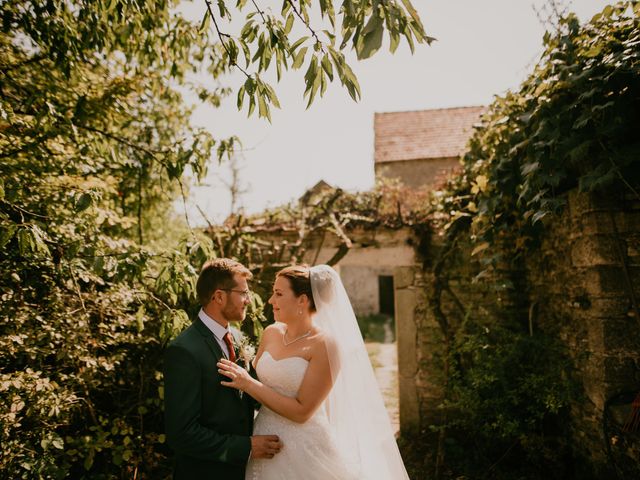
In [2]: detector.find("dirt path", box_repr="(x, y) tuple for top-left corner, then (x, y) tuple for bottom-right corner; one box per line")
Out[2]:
(367, 341), (400, 435)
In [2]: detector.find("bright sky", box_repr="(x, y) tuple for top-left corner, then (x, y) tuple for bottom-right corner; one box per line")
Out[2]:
(176, 0), (611, 226)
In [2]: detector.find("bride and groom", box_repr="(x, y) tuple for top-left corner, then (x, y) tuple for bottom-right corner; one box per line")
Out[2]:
(163, 258), (409, 479)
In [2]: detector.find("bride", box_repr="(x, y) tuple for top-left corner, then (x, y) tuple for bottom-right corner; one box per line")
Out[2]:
(217, 264), (410, 480)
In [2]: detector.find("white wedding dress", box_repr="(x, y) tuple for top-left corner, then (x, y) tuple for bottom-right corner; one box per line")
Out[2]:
(245, 351), (359, 480)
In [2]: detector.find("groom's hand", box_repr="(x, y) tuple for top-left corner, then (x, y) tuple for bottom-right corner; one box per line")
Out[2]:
(249, 435), (282, 459)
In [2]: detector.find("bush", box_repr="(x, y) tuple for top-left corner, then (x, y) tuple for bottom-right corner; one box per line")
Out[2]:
(356, 314), (395, 343)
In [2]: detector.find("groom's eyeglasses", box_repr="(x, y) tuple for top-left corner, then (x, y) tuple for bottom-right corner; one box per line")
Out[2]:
(221, 289), (251, 299)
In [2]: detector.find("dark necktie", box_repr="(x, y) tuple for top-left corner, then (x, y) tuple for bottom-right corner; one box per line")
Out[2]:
(223, 332), (236, 362)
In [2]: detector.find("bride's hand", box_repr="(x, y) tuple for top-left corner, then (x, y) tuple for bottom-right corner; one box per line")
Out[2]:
(217, 359), (252, 391)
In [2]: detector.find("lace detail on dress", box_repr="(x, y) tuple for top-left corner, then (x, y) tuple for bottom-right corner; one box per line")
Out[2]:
(246, 351), (359, 480)
(256, 351), (309, 397)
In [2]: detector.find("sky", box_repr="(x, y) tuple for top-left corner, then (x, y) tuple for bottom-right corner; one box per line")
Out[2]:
(176, 0), (612, 226)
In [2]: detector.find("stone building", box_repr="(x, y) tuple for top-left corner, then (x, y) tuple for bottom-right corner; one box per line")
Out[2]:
(325, 106), (486, 317)
(374, 106), (485, 189)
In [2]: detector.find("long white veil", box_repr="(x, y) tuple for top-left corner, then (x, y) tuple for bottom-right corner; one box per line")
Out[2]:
(310, 265), (410, 480)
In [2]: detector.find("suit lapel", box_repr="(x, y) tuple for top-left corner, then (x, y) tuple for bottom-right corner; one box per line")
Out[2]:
(194, 317), (243, 401)
(193, 317), (224, 360)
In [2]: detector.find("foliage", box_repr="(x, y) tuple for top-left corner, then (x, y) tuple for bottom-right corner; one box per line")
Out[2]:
(437, 1), (640, 275)
(356, 313), (395, 343)
(208, 178), (433, 275)
(422, 3), (640, 477)
(206, 0), (433, 117)
(442, 320), (576, 471)
(0, 0), (426, 478)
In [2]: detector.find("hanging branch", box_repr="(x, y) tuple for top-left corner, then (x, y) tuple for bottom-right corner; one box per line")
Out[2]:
(286, 0), (323, 48)
(204, 0), (252, 79)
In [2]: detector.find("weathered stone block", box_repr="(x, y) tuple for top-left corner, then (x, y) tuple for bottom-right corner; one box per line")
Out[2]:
(569, 190), (623, 217)
(603, 356), (640, 394)
(581, 358), (606, 411)
(579, 266), (629, 296)
(588, 296), (632, 317)
(571, 235), (623, 267)
(602, 316), (640, 352)
(393, 266), (415, 289)
(399, 375), (420, 435)
(580, 211), (640, 235)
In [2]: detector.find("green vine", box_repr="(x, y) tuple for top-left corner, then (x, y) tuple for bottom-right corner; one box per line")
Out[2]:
(422, 3), (640, 478)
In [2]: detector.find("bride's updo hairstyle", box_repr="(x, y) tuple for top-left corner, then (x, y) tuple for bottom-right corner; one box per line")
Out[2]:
(276, 265), (316, 312)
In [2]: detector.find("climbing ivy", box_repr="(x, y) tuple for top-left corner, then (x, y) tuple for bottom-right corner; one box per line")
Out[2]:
(423, 3), (640, 478)
(441, 1), (640, 271)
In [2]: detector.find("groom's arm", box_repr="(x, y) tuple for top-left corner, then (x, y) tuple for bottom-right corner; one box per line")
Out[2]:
(164, 343), (251, 465)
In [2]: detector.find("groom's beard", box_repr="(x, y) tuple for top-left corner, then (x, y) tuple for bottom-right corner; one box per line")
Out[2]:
(222, 302), (245, 323)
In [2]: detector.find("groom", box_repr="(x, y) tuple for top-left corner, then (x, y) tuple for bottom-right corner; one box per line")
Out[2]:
(164, 258), (282, 479)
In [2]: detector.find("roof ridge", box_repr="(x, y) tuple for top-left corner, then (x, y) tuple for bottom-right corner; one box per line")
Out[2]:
(374, 105), (486, 117)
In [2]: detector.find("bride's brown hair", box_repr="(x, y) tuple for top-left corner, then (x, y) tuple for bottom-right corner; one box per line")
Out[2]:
(276, 265), (316, 312)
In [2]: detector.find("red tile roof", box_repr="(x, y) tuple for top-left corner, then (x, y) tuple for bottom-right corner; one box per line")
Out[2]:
(374, 106), (486, 164)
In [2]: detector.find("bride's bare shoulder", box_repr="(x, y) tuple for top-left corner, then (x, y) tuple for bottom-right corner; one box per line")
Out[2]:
(262, 322), (285, 339)
(310, 329), (337, 355)
(263, 322), (286, 335)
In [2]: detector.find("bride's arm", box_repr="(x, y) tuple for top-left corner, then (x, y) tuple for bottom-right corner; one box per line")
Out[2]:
(218, 339), (334, 424)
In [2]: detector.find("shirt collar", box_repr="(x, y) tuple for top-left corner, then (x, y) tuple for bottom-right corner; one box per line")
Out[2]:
(198, 308), (229, 340)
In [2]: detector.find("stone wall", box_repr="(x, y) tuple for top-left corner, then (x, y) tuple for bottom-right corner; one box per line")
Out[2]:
(525, 190), (640, 475)
(248, 226), (417, 317)
(302, 227), (416, 316)
(396, 238), (503, 433)
(375, 157), (459, 189)
(397, 189), (640, 475)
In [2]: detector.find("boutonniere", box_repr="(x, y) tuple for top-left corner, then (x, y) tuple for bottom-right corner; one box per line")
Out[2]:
(236, 336), (256, 371)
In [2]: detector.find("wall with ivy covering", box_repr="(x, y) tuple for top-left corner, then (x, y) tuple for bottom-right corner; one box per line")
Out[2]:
(400, 188), (640, 478)
(394, 5), (640, 477)
(525, 189), (640, 476)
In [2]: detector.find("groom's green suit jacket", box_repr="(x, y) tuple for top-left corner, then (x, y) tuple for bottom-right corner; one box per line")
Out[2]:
(164, 317), (255, 480)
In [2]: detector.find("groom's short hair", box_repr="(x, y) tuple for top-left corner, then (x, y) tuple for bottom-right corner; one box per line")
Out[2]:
(196, 258), (252, 307)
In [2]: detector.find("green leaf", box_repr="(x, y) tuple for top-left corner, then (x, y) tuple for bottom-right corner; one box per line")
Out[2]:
(0, 178), (4, 201)
(358, 14), (384, 59)
(75, 193), (92, 212)
(136, 305), (145, 332)
(292, 47), (307, 69)
(84, 452), (94, 470)
(400, 0), (427, 35)
(289, 36), (308, 52)
(257, 94), (271, 121)
(199, 11), (211, 34)
(217, 0), (228, 18)
(389, 32), (400, 54)
(321, 54), (333, 81)
(264, 83), (281, 108)
(17, 228), (34, 257)
(583, 45), (602, 58)
(342, 64), (361, 101)
(471, 242), (490, 257)
(237, 85), (246, 110)
(0, 224), (17, 250)
(284, 13), (294, 35)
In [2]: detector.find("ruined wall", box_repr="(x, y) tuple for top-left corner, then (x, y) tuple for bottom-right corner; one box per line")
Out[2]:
(296, 227), (416, 316)
(250, 227), (416, 316)
(525, 190), (640, 475)
(398, 189), (640, 474)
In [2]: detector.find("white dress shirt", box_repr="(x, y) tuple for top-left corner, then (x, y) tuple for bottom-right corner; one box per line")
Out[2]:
(198, 309), (233, 359)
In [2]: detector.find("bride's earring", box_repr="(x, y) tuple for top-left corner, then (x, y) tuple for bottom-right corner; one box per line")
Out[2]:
(297, 309), (302, 315)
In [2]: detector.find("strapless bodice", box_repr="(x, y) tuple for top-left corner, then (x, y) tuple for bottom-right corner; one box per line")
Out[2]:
(255, 351), (309, 397)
